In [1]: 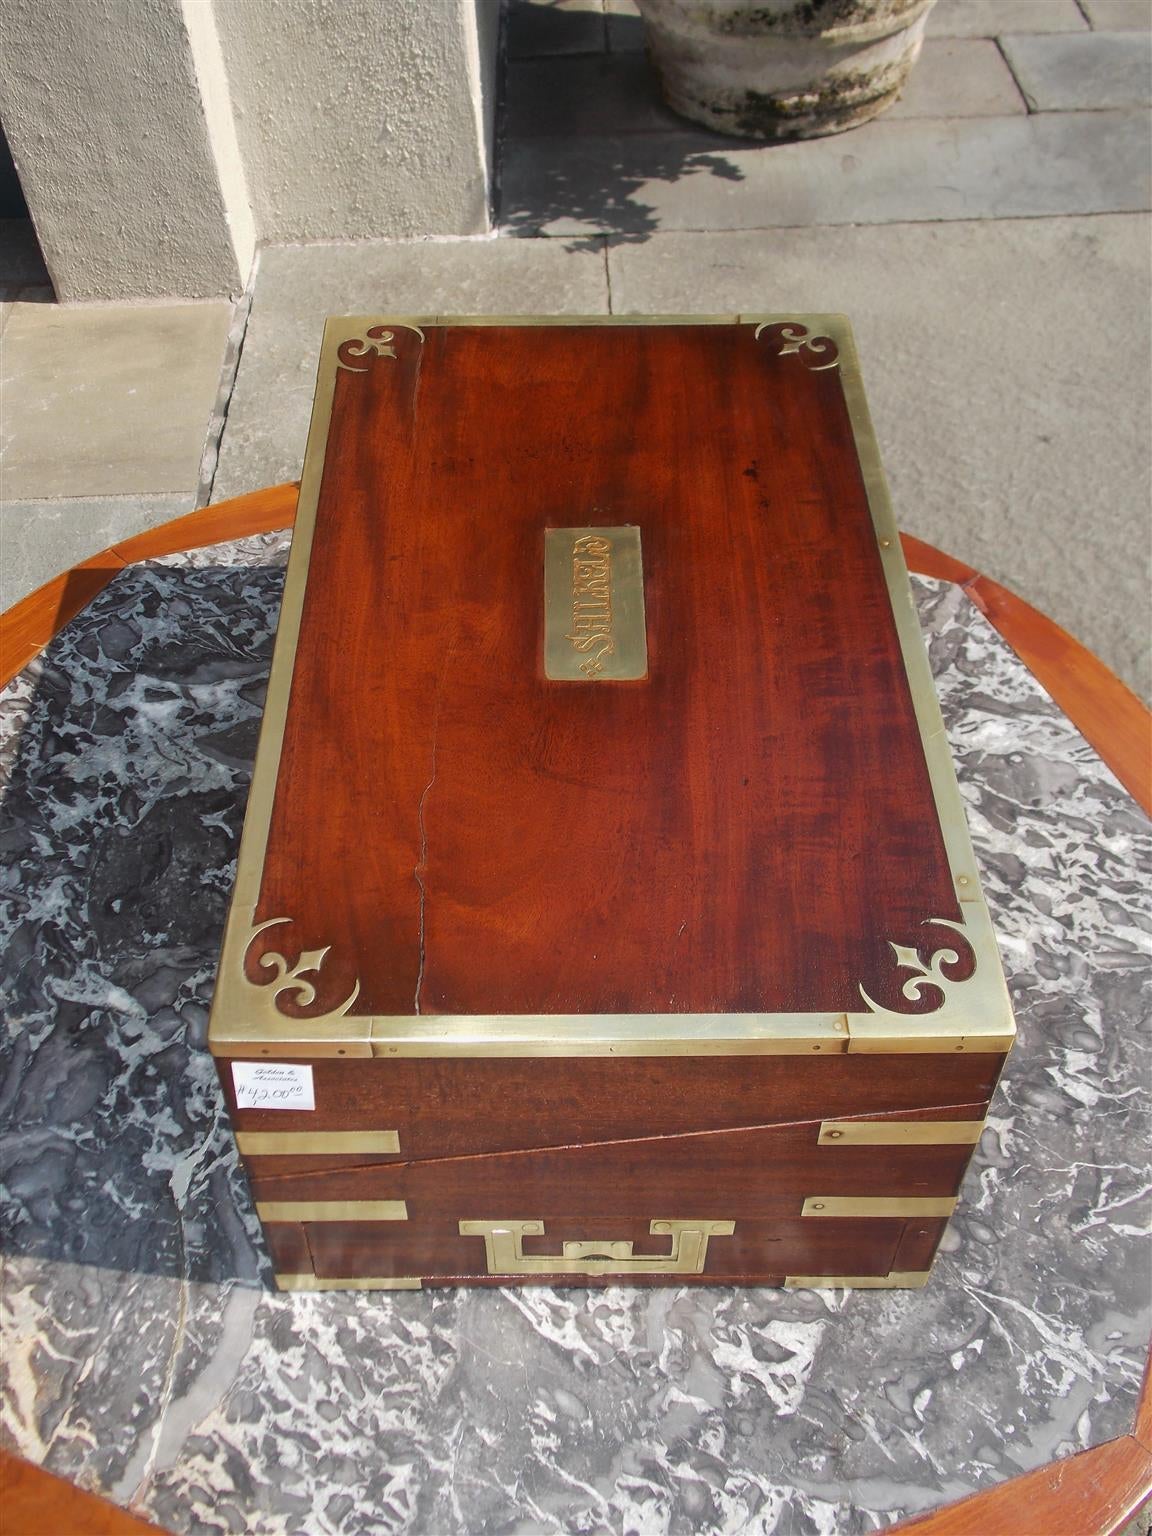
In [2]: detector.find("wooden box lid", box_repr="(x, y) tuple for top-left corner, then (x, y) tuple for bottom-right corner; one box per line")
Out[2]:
(209, 317), (1014, 1062)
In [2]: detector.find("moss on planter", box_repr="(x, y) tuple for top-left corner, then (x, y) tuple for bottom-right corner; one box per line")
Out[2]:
(714, 0), (925, 39)
(640, 0), (932, 140)
(680, 63), (906, 140)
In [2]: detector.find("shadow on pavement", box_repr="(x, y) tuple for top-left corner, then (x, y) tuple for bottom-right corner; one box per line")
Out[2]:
(498, 2), (748, 241)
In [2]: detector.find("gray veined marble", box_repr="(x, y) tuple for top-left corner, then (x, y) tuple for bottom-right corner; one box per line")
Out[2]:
(1, 540), (1149, 1536)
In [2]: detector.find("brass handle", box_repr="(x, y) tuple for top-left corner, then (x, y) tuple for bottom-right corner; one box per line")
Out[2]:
(459, 1218), (735, 1276)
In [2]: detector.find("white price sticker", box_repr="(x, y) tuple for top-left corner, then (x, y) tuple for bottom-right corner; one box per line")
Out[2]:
(232, 1061), (315, 1111)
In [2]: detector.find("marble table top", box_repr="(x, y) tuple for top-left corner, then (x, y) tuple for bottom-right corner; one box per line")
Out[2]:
(1, 531), (1149, 1536)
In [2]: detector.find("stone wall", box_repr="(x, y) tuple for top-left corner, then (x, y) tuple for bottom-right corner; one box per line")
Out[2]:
(0, 0), (501, 300)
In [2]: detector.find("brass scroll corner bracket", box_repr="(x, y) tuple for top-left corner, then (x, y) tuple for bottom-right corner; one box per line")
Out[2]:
(859, 917), (977, 1020)
(336, 322), (426, 373)
(459, 1219), (736, 1277)
(754, 321), (840, 372)
(238, 916), (361, 1027)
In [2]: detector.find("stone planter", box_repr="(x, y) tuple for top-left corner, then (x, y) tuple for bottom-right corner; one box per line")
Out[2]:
(635, 0), (938, 141)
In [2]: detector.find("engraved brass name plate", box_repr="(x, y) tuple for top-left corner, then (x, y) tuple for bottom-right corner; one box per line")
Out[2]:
(544, 526), (647, 681)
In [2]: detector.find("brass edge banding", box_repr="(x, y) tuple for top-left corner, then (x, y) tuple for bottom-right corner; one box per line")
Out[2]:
(212, 1012), (850, 1056)
(208, 314), (1014, 1059)
(827, 315), (980, 892)
(209, 1009), (1011, 1058)
(256, 1200), (409, 1223)
(843, 1031), (1014, 1057)
(275, 1274), (423, 1291)
(209, 314), (380, 1059)
(784, 1270), (931, 1290)
(818, 1120), (984, 1146)
(827, 316), (1014, 1047)
(802, 1196), (957, 1219)
(238, 1131), (400, 1156)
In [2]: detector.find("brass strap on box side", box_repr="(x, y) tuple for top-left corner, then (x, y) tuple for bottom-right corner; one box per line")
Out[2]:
(256, 1200), (408, 1223)
(802, 1196), (957, 1218)
(784, 1270), (931, 1289)
(817, 1120), (984, 1147)
(459, 1218), (735, 1277)
(275, 1274), (422, 1291)
(237, 1131), (400, 1156)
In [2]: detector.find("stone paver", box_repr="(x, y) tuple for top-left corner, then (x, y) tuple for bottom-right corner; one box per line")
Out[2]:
(505, 40), (1026, 138)
(1001, 31), (1152, 110)
(505, 54), (682, 137)
(0, 302), (231, 499)
(507, 0), (606, 58)
(0, 493), (195, 609)
(501, 112), (1150, 237)
(212, 237), (609, 501)
(607, 213), (1152, 700)
(1081, 0), (1152, 28)
(928, 0), (1088, 37)
(512, 0), (1098, 48)
(4, 0), (1149, 715)
(887, 38), (1028, 117)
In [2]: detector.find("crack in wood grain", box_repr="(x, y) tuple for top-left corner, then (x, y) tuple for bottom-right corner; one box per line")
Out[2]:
(413, 638), (456, 1015)
(413, 744), (437, 1017)
(250, 1100), (992, 1187)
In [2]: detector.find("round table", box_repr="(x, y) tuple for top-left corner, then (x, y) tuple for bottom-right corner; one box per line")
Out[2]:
(1, 488), (1149, 1536)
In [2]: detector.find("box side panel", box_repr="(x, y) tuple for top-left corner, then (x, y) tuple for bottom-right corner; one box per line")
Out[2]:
(245, 1120), (981, 1217)
(217, 1052), (1006, 1168)
(289, 1215), (909, 1287)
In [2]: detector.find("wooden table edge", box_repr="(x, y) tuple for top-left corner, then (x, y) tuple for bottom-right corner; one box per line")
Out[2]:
(900, 533), (1150, 816)
(0, 488), (1148, 1536)
(0, 484), (301, 687)
(886, 1433), (1152, 1535)
(0, 1447), (167, 1534)
(2, 491), (1146, 816)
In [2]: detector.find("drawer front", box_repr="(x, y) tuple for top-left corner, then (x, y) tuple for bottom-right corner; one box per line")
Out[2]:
(248, 1117), (972, 1288)
(265, 1213), (950, 1290)
(217, 1053), (1003, 1169)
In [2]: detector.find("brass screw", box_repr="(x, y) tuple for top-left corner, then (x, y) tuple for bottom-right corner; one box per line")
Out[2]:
(812, 1202), (826, 1210)
(827, 1131), (844, 1139)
